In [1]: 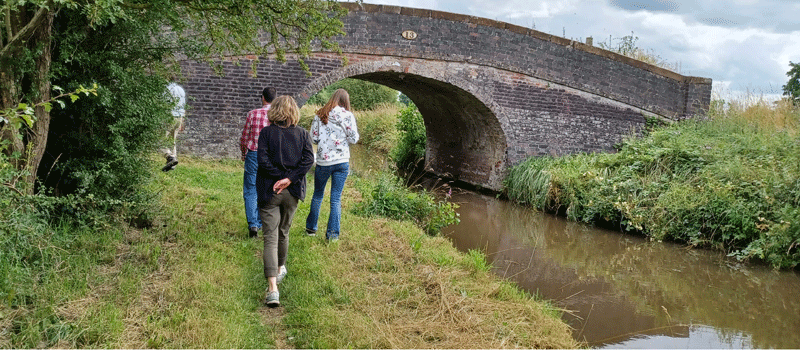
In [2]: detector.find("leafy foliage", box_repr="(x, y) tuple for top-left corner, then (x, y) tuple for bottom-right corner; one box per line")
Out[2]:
(353, 171), (459, 235)
(1, 0), (347, 194)
(504, 100), (800, 269)
(783, 61), (800, 105)
(390, 103), (426, 171)
(37, 9), (177, 203)
(307, 78), (398, 111)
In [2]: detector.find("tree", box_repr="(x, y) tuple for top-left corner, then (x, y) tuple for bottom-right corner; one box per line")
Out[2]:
(1, 0), (347, 194)
(308, 78), (398, 110)
(783, 61), (800, 105)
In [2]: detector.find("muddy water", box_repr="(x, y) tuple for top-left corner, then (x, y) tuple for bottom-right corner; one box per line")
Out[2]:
(348, 146), (800, 348)
(442, 191), (800, 348)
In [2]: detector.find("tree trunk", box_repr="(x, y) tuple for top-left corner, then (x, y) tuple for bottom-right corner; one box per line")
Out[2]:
(0, 70), (24, 166)
(0, 5), (54, 194)
(25, 10), (54, 193)
(0, 5), (26, 189)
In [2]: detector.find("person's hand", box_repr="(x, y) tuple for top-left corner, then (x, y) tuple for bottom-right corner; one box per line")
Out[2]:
(273, 178), (291, 194)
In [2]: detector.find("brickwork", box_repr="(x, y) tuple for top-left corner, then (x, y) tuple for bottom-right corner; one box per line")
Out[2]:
(177, 4), (711, 190)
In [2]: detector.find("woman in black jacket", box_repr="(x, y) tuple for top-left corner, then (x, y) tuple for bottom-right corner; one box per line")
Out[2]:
(256, 95), (315, 307)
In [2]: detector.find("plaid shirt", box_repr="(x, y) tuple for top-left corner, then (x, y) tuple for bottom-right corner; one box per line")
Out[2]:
(239, 104), (271, 158)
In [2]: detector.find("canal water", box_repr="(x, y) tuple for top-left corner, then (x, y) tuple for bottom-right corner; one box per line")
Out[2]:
(349, 146), (800, 348)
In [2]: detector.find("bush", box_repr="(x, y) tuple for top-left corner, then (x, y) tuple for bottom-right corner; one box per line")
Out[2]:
(504, 99), (800, 269)
(35, 7), (173, 216)
(307, 78), (398, 111)
(353, 171), (459, 235)
(390, 103), (426, 171)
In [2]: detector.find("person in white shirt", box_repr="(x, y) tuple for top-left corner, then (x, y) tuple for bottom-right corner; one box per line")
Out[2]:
(304, 89), (359, 241)
(161, 82), (186, 172)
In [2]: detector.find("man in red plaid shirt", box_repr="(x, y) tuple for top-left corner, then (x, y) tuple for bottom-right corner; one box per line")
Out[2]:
(240, 87), (276, 238)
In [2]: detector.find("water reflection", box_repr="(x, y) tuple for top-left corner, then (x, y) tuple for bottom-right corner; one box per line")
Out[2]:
(348, 146), (800, 348)
(443, 191), (800, 349)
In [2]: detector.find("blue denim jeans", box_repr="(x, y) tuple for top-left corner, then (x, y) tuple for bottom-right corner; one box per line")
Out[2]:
(243, 150), (261, 229)
(306, 162), (349, 240)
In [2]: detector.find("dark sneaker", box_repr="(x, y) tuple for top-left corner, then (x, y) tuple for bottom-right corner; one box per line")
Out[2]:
(161, 158), (179, 172)
(277, 265), (287, 284)
(305, 228), (316, 237)
(249, 227), (258, 238)
(264, 290), (280, 307)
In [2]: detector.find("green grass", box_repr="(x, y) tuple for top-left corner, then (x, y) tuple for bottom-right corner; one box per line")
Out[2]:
(505, 98), (800, 269)
(1, 154), (579, 348)
(1, 100), (586, 348)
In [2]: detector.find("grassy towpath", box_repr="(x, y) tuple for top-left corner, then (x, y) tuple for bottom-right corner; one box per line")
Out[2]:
(140, 156), (579, 348)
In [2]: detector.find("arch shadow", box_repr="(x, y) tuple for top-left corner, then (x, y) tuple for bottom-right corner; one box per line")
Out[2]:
(298, 62), (508, 190)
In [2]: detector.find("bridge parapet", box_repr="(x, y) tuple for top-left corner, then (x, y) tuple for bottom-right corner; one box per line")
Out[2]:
(338, 2), (711, 120)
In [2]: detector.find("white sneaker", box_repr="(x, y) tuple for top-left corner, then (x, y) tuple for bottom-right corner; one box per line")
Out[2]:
(277, 265), (287, 284)
(264, 290), (280, 307)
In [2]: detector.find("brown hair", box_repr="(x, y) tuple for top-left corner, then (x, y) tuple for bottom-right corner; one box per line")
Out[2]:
(268, 95), (300, 126)
(315, 88), (351, 124)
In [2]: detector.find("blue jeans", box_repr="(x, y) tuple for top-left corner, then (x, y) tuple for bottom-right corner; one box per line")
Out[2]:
(243, 150), (261, 229)
(306, 162), (349, 239)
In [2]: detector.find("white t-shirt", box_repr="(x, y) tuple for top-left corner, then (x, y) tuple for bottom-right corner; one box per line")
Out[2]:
(167, 83), (186, 117)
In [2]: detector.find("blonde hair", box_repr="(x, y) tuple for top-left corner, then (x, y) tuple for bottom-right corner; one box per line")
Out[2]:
(316, 88), (351, 124)
(268, 95), (300, 126)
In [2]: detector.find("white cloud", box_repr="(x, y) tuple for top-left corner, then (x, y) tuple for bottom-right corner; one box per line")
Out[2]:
(353, 0), (799, 101)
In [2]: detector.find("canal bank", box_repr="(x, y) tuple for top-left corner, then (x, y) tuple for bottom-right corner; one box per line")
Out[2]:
(350, 144), (800, 349)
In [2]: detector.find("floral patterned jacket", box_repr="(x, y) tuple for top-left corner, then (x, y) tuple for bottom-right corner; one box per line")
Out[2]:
(310, 106), (360, 166)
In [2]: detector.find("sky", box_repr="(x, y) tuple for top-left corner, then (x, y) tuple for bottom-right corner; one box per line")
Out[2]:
(353, 0), (800, 102)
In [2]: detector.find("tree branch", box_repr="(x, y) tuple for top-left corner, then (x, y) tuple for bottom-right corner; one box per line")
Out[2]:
(120, 2), (151, 10)
(0, 2), (52, 60)
(5, 5), (12, 44)
(3, 181), (24, 195)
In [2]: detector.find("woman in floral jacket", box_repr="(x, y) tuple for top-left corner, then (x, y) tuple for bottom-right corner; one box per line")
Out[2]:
(305, 89), (359, 241)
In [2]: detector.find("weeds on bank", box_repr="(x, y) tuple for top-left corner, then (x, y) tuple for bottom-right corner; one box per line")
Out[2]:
(505, 98), (800, 269)
(352, 171), (460, 235)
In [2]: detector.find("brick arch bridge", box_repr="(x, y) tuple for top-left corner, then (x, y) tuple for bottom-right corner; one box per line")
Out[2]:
(179, 3), (711, 191)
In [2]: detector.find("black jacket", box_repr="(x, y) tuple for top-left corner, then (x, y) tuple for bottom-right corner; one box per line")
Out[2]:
(256, 123), (314, 206)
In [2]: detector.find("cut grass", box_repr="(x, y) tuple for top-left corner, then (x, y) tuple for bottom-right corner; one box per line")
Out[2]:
(160, 157), (579, 348)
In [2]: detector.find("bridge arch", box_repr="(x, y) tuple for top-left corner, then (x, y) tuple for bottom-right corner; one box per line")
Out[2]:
(297, 58), (508, 188)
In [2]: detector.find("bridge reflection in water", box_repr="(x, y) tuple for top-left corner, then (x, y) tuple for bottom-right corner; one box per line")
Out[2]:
(349, 146), (800, 349)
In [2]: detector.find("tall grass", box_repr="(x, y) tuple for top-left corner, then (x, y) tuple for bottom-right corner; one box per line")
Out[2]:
(299, 103), (400, 154)
(352, 171), (460, 235)
(505, 98), (800, 269)
(1, 159), (276, 348)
